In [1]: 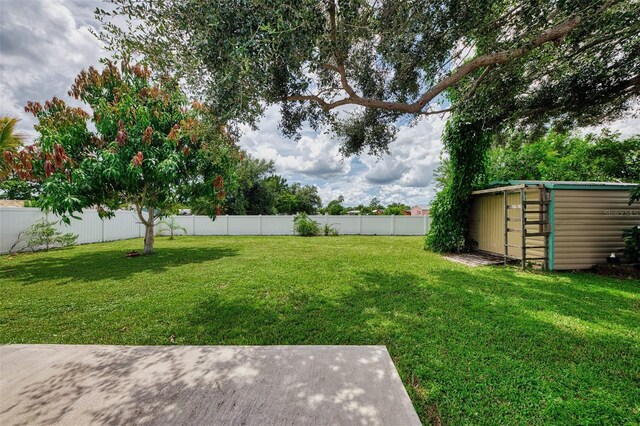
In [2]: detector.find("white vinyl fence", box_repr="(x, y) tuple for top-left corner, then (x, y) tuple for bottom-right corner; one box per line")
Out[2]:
(0, 207), (430, 254)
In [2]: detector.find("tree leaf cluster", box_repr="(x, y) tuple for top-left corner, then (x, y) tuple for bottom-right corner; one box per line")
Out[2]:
(4, 61), (240, 254)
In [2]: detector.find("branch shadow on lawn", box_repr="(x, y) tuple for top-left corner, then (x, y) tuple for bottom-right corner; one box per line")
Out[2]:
(185, 267), (639, 424)
(1, 246), (239, 286)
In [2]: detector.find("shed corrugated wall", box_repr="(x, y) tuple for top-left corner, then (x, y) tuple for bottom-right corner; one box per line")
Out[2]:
(552, 189), (639, 270)
(469, 190), (545, 261)
(469, 192), (504, 254)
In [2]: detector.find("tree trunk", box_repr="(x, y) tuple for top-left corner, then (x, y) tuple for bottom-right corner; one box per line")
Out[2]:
(143, 207), (155, 255)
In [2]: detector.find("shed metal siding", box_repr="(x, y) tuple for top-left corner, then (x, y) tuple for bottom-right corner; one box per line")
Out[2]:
(469, 192), (504, 254)
(553, 189), (639, 270)
(469, 190), (545, 261)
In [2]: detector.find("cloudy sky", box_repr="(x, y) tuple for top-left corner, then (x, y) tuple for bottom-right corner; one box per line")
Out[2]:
(1, 0), (638, 207)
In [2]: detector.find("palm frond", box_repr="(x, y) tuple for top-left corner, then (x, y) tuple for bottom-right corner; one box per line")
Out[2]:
(0, 116), (27, 178)
(0, 117), (26, 152)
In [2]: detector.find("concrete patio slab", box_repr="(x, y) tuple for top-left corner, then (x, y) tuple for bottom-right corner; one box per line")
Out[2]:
(443, 252), (504, 267)
(0, 345), (421, 426)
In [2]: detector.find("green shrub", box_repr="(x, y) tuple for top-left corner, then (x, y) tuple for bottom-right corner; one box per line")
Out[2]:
(323, 223), (339, 236)
(622, 226), (640, 263)
(294, 213), (320, 236)
(23, 199), (43, 208)
(10, 218), (77, 254)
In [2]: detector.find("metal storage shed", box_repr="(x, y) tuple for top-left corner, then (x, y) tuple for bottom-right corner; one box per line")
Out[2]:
(469, 180), (639, 270)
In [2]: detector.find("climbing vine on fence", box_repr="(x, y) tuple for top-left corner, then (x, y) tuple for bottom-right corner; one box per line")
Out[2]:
(425, 116), (491, 253)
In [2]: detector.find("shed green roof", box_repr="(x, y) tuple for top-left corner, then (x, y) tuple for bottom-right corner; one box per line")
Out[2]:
(489, 180), (639, 190)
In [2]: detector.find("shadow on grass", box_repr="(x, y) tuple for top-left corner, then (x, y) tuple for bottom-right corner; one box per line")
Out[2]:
(461, 267), (640, 333)
(1, 246), (238, 286)
(185, 267), (638, 423)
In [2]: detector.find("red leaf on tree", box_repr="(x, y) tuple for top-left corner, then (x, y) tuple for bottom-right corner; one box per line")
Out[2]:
(217, 190), (226, 201)
(55, 143), (67, 159)
(168, 123), (180, 141)
(131, 151), (144, 167)
(44, 160), (54, 177)
(143, 126), (153, 145)
(116, 120), (128, 146)
(212, 175), (224, 189)
(24, 101), (43, 116)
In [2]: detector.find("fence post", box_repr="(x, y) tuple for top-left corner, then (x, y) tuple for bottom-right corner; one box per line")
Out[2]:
(192, 215), (196, 235)
(359, 214), (363, 235)
(392, 214), (396, 235)
(259, 214), (262, 235)
(101, 218), (105, 242)
(423, 215), (428, 234)
(225, 215), (229, 236)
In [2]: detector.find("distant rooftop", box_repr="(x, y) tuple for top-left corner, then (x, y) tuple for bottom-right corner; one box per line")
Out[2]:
(0, 200), (25, 208)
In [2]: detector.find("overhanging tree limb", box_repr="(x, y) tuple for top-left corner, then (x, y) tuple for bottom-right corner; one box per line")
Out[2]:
(98, 0), (638, 154)
(285, 16), (581, 115)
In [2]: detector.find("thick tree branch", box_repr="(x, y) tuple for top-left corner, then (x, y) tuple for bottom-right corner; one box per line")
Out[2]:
(285, 94), (353, 111)
(321, 63), (340, 73)
(618, 75), (640, 92)
(134, 202), (149, 226)
(413, 15), (581, 110)
(418, 107), (453, 116)
(292, 15), (582, 115)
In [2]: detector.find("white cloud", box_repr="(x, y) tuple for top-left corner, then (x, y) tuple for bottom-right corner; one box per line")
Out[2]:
(581, 105), (640, 139)
(275, 139), (350, 178)
(312, 177), (372, 206)
(239, 105), (351, 179)
(0, 0), (107, 140)
(239, 105), (448, 206)
(363, 116), (445, 187)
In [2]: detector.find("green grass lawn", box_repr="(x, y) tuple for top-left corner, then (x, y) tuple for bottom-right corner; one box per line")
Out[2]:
(1, 236), (638, 424)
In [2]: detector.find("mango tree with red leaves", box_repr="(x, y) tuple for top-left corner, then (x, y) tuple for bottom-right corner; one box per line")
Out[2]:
(4, 60), (239, 255)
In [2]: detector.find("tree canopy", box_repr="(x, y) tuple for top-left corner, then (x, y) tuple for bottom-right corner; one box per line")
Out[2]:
(4, 61), (239, 254)
(0, 178), (38, 201)
(216, 151), (322, 215)
(487, 131), (640, 183)
(99, 0), (639, 154)
(221, 152), (277, 215)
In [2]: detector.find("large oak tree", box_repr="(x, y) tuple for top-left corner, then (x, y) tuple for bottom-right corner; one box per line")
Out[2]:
(99, 1), (638, 144)
(99, 0), (639, 249)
